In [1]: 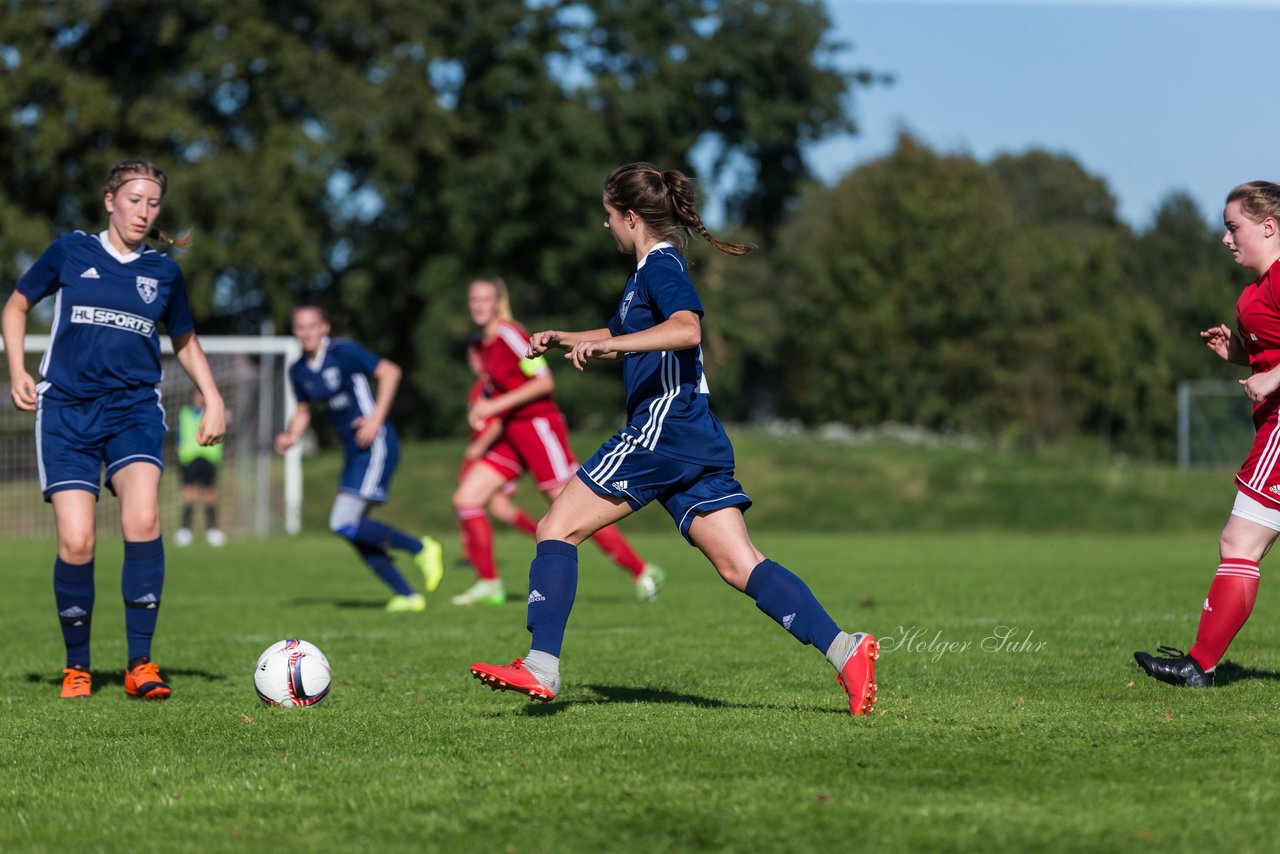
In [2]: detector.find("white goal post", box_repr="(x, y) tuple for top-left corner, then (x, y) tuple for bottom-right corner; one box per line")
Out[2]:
(1177, 379), (1256, 470)
(1, 334), (303, 540)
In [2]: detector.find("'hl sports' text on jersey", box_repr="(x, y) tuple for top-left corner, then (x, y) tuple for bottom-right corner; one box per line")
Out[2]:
(608, 242), (734, 466)
(17, 231), (194, 402)
(1234, 257), (1280, 509)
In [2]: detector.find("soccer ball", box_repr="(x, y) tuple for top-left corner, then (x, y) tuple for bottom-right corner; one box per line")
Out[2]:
(253, 639), (332, 708)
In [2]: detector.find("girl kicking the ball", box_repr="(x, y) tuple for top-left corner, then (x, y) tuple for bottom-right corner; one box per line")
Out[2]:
(469, 163), (878, 716)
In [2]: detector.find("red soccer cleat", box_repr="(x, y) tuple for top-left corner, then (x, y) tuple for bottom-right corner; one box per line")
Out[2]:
(470, 658), (556, 702)
(836, 633), (879, 716)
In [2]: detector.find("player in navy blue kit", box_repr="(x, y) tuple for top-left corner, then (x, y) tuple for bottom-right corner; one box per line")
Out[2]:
(470, 163), (879, 716)
(2, 159), (226, 700)
(275, 304), (443, 611)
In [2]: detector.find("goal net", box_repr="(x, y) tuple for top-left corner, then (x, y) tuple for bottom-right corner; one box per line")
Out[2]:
(0, 335), (303, 541)
(1177, 380), (1257, 470)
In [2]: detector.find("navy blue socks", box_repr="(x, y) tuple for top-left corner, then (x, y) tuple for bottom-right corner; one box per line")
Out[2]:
(350, 518), (422, 554)
(744, 559), (841, 653)
(527, 540), (579, 657)
(352, 542), (416, 595)
(121, 537), (164, 662)
(54, 557), (94, 668)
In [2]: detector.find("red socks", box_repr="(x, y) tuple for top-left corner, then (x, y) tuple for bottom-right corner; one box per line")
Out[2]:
(1189, 558), (1260, 671)
(458, 509), (497, 580)
(590, 525), (644, 578)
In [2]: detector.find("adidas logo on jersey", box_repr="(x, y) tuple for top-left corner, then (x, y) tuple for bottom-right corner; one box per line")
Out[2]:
(80, 267), (100, 279)
(528, 589), (546, 604)
(782, 613), (796, 630)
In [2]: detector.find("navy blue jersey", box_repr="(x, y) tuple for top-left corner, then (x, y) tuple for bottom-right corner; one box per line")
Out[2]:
(288, 338), (395, 451)
(17, 231), (195, 402)
(608, 243), (734, 465)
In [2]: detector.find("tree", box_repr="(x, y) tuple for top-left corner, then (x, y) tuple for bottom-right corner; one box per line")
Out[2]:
(0, 0), (866, 436)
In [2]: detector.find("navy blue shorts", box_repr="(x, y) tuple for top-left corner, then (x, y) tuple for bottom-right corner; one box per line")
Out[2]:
(37, 385), (167, 501)
(339, 429), (400, 504)
(577, 434), (751, 543)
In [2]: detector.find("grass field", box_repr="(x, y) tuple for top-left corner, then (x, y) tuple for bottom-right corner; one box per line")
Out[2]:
(3, 525), (1280, 851)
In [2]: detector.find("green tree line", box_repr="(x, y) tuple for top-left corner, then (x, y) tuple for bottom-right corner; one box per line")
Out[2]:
(0, 2), (1247, 458)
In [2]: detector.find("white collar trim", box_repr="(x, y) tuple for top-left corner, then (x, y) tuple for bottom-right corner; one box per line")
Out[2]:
(636, 241), (674, 271)
(307, 337), (331, 370)
(96, 231), (144, 264)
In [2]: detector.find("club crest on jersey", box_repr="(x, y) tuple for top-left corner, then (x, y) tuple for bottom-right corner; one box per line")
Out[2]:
(323, 367), (342, 391)
(619, 290), (635, 324)
(136, 276), (159, 304)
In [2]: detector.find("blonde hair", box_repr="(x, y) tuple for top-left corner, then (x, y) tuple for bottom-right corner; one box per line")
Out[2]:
(104, 159), (193, 248)
(471, 276), (513, 321)
(1226, 181), (1280, 224)
(604, 162), (754, 256)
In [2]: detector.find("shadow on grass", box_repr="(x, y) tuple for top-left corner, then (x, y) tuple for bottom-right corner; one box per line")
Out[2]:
(288, 597), (385, 609)
(512, 683), (845, 717)
(1212, 660), (1280, 686)
(25, 667), (227, 688)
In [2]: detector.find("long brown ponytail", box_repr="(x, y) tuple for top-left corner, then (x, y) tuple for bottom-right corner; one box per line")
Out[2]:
(604, 162), (754, 256)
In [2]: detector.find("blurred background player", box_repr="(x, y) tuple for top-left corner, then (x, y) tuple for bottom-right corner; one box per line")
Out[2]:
(451, 276), (664, 606)
(174, 389), (227, 547)
(1, 158), (226, 700)
(1136, 181), (1280, 688)
(470, 163), (877, 716)
(274, 303), (443, 612)
(456, 347), (540, 567)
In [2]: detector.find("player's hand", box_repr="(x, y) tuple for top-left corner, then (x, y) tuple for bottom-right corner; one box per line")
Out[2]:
(469, 398), (500, 423)
(197, 398), (226, 446)
(274, 432), (295, 454)
(8, 369), (36, 411)
(1241, 369), (1280, 403)
(527, 330), (561, 357)
(1200, 324), (1234, 361)
(352, 416), (382, 448)
(463, 438), (487, 461)
(565, 338), (613, 371)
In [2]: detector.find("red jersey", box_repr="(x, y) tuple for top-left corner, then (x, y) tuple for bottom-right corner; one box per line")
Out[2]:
(472, 320), (559, 422)
(1234, 258), (1280, 507)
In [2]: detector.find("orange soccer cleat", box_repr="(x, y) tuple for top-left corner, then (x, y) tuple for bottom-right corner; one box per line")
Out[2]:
(124, 657), (171, 700)
(836, 633), (879, 716)
(470, 658), (557, 702)
(60, 666), (92, 699)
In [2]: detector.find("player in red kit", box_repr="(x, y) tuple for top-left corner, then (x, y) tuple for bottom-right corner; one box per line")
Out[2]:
(1136, 181), (1280, 687)
(455, 355), (539, 563)
(450, 277), (665, 606)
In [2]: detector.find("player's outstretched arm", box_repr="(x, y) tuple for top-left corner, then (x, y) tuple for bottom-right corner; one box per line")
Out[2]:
(562, 311), (702, 371)
(3, 291), (37, 411)
(527, 328), (613, 357)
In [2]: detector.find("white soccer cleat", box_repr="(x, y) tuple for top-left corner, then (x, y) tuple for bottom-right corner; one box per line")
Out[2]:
(206, 528), (227, 547)
(173, 528), (194, 548)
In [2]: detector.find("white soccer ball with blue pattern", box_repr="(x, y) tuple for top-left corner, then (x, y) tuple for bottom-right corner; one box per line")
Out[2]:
(253, 639), (331, 708)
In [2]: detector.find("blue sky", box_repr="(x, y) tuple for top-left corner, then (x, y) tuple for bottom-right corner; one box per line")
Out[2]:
(809, 0), (1280, 229)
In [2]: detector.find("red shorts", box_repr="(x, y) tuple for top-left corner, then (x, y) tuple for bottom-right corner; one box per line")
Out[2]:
(1237, 413), (1280, 509)
(459, 458), (517, 496)
(481, 414), (577, 492)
